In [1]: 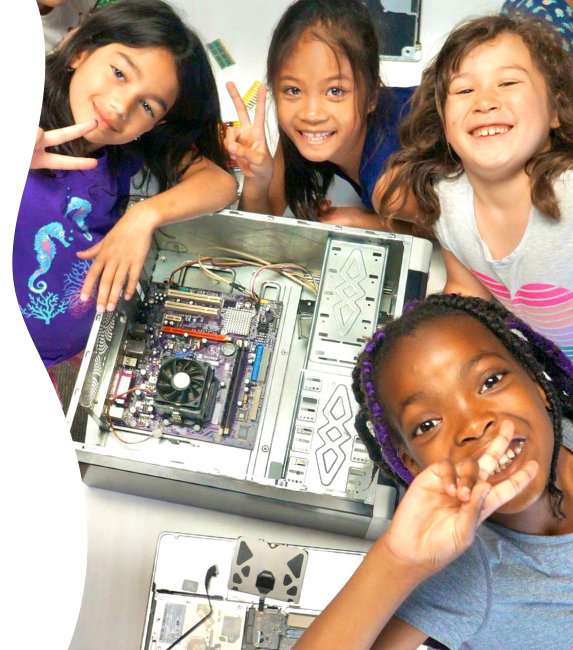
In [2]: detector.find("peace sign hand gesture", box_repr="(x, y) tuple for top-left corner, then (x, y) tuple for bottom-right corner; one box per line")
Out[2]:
(225, 82), (273, 186)
(31, 121), (99, 171)
(380, 421), (539, 577)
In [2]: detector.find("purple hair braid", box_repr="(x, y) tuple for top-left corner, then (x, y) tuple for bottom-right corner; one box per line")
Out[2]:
(358, 327), (415, 484)
(372, 419), (414, 484)
(505, 317), (573, 382)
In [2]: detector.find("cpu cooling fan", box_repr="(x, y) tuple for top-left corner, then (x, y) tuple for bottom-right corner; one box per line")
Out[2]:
(154, 357), (217, 425)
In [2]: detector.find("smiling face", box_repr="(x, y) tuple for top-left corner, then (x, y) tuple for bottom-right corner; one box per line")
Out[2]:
(69, 44), (179, 152)
(376, 315), (556, 518)
(444, 32), (559, 183)
(275, 32), (373, 175)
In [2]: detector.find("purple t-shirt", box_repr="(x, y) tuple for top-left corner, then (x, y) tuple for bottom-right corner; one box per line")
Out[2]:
(13, 149), (140, 367)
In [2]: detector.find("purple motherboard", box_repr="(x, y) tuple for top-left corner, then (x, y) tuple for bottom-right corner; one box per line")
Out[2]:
(107, 282), (282, 449)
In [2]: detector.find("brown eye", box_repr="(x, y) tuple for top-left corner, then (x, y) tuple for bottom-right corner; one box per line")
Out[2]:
(112, 66), (125, 81)
(480, 372), (504, 393)
(414, 419), (439, 437)
(141, 101), (154, 117)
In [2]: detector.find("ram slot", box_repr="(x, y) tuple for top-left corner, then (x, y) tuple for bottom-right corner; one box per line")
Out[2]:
(219, 343), (246, 435)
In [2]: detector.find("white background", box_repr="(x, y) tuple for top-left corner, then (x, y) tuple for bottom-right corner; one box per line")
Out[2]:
(4, 1), (504, 649)
(169, 0), (504, 119)
(3, 2), (88, 649)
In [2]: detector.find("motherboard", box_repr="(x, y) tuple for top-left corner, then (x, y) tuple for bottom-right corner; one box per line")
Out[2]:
(150, 597), (313, 650)
(107, 281), (282, 449)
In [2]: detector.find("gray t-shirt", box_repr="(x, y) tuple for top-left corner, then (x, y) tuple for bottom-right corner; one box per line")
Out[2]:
(433, 172), (573, 362)
(42, 0), (95, 53)
(395, 422), (573, 650)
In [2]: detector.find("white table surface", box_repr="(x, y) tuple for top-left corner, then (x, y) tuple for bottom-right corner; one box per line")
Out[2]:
(69, 485), (374, 650)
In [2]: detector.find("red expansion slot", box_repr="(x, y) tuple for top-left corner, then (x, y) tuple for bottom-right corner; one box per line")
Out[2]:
(161, 325), (231, 342)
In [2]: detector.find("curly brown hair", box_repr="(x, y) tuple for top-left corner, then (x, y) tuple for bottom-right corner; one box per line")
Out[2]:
(378, 14), (573, 228)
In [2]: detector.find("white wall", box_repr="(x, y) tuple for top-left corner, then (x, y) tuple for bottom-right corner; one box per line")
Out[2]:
(168, 0), (505, 121)
(383, 0), (504, 87)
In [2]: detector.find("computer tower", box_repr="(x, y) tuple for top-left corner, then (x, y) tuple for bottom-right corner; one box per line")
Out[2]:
(67, 209), (432, 539)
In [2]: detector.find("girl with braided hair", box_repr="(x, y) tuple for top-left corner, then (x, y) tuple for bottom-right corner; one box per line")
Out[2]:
(292, 294), (573, 650)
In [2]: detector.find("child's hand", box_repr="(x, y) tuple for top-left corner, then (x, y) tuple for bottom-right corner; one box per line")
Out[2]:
(31, 121), (99, 170)
(381, 421), (538, 576)
(77, 201), (156, 313)
(225, 82), (273, 185)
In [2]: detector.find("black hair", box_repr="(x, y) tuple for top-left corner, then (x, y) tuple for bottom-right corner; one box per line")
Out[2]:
(267, 0), (392, 220)
(352, 294), (573, 520)
(41, 0), (226, 193)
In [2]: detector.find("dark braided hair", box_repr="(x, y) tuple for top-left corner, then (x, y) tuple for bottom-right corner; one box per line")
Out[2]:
(352, 294), (573, 520)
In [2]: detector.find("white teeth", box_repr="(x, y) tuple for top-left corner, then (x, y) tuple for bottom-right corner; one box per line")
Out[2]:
(300, 131), (334, 143)
(492, 441), (524, 474)
(472, 125), (510, 137)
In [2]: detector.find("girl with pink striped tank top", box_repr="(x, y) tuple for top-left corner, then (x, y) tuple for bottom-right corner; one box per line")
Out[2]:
(374, 14), (573, 361)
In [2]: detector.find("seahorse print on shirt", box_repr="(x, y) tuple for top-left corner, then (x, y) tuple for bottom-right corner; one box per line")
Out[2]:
(65, 196), (93, 241)
(27, 222), (70, 294)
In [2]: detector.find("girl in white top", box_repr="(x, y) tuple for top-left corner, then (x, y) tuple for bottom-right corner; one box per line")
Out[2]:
(375, 14), (573, 361)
